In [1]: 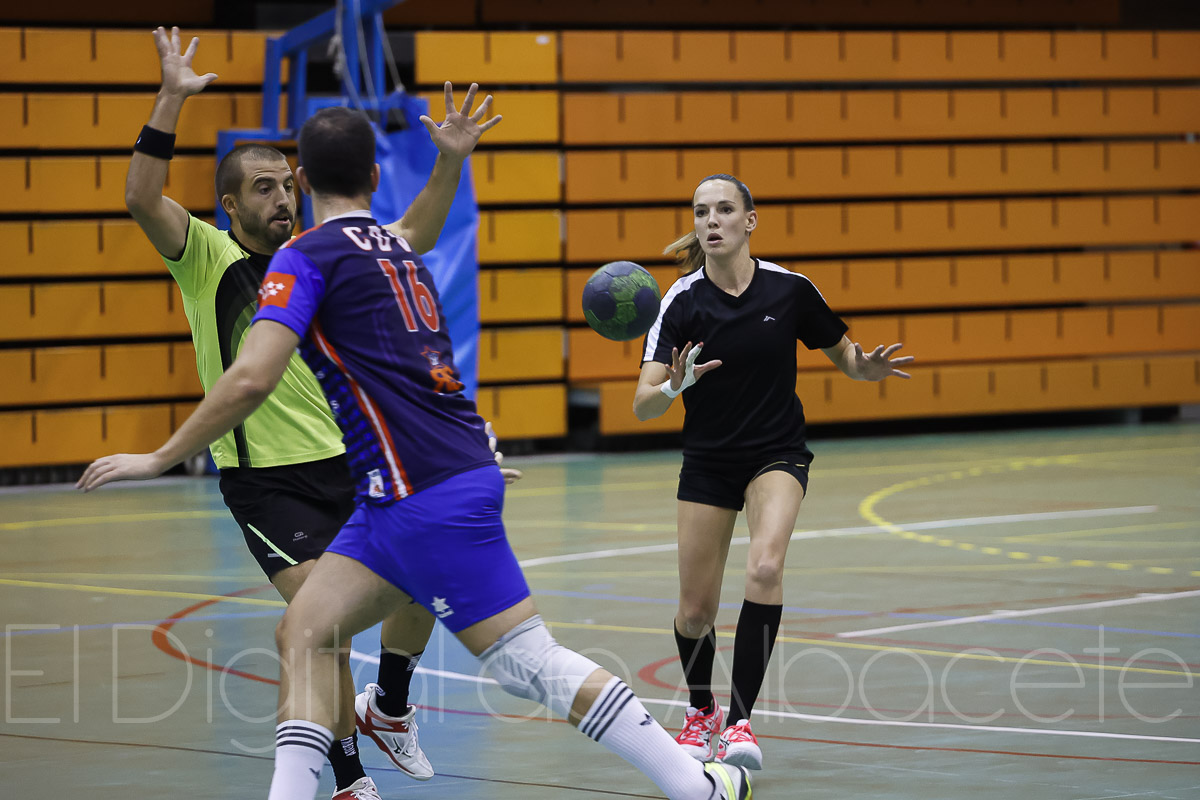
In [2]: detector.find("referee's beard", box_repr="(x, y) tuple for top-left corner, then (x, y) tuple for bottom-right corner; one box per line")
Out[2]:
(233, 203), (295, 254)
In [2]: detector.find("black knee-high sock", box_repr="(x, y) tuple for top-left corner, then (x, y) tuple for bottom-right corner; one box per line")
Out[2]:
(673, 623), (717, 711)
(326, 732), (366, 791)
(376, 645), (423, 718)
(728, 599), (783, 726)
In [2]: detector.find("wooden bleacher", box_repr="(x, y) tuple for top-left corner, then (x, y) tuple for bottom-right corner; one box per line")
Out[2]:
(2, 17), (1199, 469)
(411, 28), (1200, 437)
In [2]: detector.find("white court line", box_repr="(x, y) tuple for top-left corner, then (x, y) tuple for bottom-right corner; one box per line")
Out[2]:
(517, 505), (1159, 568)
(895, 505), (1157, 531)
(839, 589), (1200, 639)
(347, 651), (1200, 745)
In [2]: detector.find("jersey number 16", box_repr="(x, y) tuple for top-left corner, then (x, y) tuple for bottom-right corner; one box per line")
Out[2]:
(377, 258), (440, 333)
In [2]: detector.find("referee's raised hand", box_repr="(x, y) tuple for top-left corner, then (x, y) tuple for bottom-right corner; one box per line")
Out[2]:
(154, 26), (218, 98)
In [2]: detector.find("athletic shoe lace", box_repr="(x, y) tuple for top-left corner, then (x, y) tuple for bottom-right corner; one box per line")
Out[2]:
(678, 709), (715, 744)
(724, 721), (755, 743)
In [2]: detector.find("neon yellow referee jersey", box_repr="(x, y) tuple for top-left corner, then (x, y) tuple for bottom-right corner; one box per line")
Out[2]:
(164, 216), (345, 469)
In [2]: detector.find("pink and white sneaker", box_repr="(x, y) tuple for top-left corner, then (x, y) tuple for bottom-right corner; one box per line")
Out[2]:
(354, 683), (434, 781)
(717, 719), (763, 770)
(675, 703), (724, 761)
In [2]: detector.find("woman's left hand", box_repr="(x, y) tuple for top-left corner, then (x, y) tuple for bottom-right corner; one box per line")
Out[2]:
(854, 342), (914, 381)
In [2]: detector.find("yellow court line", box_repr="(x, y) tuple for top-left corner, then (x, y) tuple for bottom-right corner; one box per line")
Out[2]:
(1003, 521), (1196, 543)
(0, 577), (284, 608)
(5, 441), (1196, 528)
(511, 519), (680, 533)
(1, 579), (1187, 676)
(0, 572), (262, 583)
(529, 563), (1080, 580)
(0, 510), (227, 531)
(858, 455), (1200, 578)
(544, 621), (1190, 677)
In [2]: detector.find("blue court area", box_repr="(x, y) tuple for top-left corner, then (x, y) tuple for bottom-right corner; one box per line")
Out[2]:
(2, 423), (1198, 799)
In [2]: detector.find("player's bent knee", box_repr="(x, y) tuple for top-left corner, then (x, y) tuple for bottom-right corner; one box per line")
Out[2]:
(274, 608), (336, 654)
(676, 607), (718, 637)
(746, 557), (784, 589)
(480, 615), (600, 720)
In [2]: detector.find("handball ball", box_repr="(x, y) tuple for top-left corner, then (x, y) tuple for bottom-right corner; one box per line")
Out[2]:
(581, 261), (662, 341)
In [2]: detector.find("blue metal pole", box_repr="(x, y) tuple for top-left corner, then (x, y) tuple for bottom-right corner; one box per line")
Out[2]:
(288, 48), (309, 132)
(261, 37), (282, 132)
(368, 12), (386, 104)
(340, 2), (361, 103)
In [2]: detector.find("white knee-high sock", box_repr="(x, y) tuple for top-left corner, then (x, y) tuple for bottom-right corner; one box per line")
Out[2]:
(268, 719), (334, 800)
(578, 676), (716, 800)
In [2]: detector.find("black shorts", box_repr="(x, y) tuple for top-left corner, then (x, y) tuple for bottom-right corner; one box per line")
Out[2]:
(677, 449), (813, 512)
(219, 454), (357, 579)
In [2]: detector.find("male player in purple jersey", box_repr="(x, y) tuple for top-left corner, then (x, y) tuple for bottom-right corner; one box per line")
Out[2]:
(78, 107), (751, 800)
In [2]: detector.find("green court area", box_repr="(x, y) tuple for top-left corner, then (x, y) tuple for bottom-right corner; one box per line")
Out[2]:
(2, 422), (1197, 799)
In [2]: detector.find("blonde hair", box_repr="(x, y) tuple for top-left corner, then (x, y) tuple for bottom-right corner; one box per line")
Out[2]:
(662, 174), (755, 273)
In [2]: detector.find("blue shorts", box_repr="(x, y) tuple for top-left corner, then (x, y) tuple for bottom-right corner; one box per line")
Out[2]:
(326, 465), (530, 633)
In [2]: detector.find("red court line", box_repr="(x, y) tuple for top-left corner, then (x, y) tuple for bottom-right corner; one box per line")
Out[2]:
(753, 731), (1200, 767)
(153, 592), (1199, 767)
(635, 651), (1200, 721)
(150, 585), (280, 686)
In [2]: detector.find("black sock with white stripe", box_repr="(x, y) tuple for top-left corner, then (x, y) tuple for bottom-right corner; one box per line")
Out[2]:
(327, 731), (366, 791)
(578, 676), (715, 800)
(268, 719), (334, 800)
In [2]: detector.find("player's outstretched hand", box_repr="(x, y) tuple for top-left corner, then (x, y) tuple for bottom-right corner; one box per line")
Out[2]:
(76, 453), (169, 493)
(154, 26), (218, 98)
(666, 341), (722, 394)
(419, 82), (502, 163)
(854, 342), (914, 381)
(485, 421), (523, 485)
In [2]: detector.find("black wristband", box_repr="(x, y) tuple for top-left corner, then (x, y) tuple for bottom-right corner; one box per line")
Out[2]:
(134, 125), (176, 160)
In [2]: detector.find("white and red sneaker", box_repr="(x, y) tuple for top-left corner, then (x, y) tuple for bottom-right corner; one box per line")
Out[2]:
(331, 776), (382, 800)
(717, 719), (762, 770)
(354, 683), (434, 781)
(675, 703), (724, 761)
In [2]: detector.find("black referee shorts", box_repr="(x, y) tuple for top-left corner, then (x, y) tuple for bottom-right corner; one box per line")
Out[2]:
(218, 454), (357, 579)
(677, 449), (813, 512)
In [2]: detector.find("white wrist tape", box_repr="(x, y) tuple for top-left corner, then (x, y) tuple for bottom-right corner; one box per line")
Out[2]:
(660, 345), (702, 398)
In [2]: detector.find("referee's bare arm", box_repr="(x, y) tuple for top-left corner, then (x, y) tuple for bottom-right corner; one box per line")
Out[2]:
(125, 27), (217, 259)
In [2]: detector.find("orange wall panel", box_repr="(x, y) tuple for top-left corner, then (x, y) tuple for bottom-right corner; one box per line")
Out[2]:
(1, 29), (273, 85)
(568, 196), (1200, 262)
(561, 31), (1193, 84)
(17, 92), (261, 149)
(478, 210), (561, 263)
(473, 152), (560, 205)
(475, 384), (566, 439)
(477, 327), (564, 383)
(419, 90), (559, 144)
(415, 32), (558, 85)
(0, 282), (188, 341)
(479, 268), (563, 324)
(567, 330), (645, 382)
(563, 88), (1200, 145)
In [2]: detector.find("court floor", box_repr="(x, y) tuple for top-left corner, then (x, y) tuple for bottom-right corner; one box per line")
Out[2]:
(2, 422), (1198, 798)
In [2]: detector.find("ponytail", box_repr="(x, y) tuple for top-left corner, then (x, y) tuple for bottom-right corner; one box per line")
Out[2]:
(663, 231), (705, 273)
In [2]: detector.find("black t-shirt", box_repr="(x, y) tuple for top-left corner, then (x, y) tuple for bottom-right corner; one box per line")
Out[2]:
(643, 259), (848, 460)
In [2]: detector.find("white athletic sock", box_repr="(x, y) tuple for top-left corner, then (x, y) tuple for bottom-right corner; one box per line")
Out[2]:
(268, 719), (334, 800)
(579, 676), (717, 800)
